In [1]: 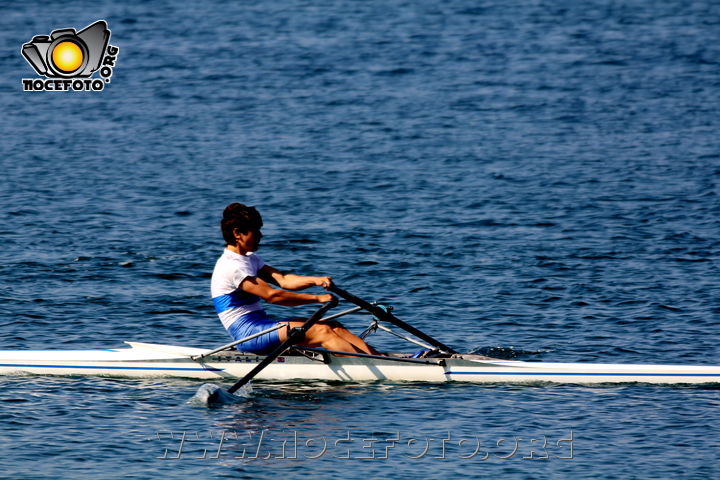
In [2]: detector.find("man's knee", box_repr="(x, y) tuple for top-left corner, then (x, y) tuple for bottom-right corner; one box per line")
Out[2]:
(309, 323), (334, 338)
(321, 320), (343, 329)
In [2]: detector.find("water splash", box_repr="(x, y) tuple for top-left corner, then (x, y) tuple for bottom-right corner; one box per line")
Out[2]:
(188, 383), (252, 406)
(469, 345), (555, 360)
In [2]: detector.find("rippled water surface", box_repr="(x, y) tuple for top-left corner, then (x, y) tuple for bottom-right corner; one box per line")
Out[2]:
(1, 0), (719, 478)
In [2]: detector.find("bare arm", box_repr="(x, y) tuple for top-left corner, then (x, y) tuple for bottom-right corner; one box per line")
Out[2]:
(241, 275), (333, 306)
(259, 265), (333, 291)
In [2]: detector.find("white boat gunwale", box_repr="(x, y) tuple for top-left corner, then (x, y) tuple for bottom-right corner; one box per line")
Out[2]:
(1, 342), (719, 385)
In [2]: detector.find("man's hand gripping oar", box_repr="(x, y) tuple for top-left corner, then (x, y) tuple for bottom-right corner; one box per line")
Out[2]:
(329, 285), (457, 354)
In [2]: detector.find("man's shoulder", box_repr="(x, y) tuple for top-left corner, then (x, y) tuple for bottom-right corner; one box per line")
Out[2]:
(217, 250), (264, 271)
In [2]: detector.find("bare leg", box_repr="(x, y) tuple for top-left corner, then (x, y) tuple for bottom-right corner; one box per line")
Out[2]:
(278, 320), (381, 355)
(319, 320), (383, 356)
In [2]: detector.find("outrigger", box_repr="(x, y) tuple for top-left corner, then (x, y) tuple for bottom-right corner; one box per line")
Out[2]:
(1, 287), (719, 386)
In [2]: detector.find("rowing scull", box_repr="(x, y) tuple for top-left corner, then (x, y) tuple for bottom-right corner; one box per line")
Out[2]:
(1, 341), (719, 385)
(1, 287), (718, 386)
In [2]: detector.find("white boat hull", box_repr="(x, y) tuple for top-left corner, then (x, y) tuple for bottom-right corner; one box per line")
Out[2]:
(1, 342), (719, 385)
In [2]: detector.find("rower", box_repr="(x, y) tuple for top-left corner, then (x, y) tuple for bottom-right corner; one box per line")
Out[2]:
(211, 203), (381, 356)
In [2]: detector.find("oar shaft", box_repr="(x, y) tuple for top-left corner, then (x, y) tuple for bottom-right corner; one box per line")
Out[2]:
(192, 323), (286, 360)
(227, 297), (338, 394)
(329, 286), (457, 354)
(320, 306), (364, 322)
(374, 323), (433, 350)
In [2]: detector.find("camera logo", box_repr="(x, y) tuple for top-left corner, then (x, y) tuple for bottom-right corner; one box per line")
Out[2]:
(22, 20), (120, 91)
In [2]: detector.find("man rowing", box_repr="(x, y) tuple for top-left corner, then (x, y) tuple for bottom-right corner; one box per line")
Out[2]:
(211, 203), (381, 356)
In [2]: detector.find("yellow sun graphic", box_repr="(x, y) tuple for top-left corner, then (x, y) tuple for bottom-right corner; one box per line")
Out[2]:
(52, 41), (84, 73)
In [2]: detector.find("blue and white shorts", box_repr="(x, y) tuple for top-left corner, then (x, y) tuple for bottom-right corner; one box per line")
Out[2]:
(226, 310), (285, 354)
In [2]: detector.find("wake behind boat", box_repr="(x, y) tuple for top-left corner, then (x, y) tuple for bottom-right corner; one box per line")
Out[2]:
(2, 287), (719, 385)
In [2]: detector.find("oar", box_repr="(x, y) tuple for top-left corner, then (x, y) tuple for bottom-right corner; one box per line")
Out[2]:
(329, 285), (458, 354)
(226, 296), (339, 394)
(191, 324), (286, 361)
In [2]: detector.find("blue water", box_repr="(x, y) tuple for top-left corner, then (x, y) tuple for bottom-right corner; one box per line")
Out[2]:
(2, 0), (720, 478)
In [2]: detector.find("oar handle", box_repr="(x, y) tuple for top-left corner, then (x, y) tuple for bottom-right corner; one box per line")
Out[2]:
(227, 297), (338, 394)
(329, 285), (457, 354)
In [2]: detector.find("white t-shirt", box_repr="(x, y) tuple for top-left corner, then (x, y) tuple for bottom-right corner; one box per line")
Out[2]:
(211, 250), (265, 328)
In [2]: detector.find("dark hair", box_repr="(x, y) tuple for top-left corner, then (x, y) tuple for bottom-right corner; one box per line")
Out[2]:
(221, 203), (263, 245)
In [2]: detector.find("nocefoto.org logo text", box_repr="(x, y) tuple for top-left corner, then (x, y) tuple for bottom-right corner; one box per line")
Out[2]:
(21, 20), (120, 92)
